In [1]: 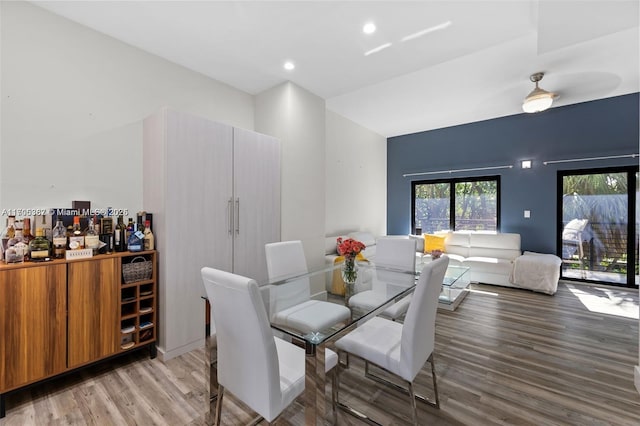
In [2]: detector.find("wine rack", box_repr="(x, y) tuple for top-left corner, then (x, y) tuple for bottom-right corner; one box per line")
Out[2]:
(120, 251), (157, 354)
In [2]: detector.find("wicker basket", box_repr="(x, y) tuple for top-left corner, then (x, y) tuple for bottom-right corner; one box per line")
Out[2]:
(122, 256), (153, 284)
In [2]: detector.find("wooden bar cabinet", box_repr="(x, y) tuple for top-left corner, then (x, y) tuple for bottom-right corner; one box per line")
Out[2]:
(0, 250), (157, 418)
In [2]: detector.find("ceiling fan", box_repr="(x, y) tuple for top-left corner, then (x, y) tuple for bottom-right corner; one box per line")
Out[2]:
(522, 72), (558, 113)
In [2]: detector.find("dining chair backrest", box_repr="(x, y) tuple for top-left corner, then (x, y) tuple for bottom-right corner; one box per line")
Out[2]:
(265, 241), (311, 313)
(374, 237), (417, 292)
(201, 267), (282, 421)
(399, 255), (449, 382)
(375, 237), (417, 271)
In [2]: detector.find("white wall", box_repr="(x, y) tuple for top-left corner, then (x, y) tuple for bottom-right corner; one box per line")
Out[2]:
(1, 1), (391, 358)
(325, 110), (387, 237)
(254, 82), (327, 280)
(0, 1), (254, 215)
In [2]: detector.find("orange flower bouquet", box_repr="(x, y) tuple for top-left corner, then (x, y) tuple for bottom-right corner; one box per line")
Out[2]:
(337, 237), (366, 259)
(337, 237), (366, 287)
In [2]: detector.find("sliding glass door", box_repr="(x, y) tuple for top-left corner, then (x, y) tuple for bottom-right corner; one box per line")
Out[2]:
(558, 167), (638, 287)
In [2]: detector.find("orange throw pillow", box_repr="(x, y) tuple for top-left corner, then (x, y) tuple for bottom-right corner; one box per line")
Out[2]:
(423, 234), (446, 254)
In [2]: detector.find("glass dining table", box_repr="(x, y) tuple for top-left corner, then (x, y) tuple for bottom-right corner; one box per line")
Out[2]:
(205, 260), (426, 425)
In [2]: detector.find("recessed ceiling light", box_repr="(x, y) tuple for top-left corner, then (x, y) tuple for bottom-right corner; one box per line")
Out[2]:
(283, 61), (295, 71)
(363, 22), (376, 34)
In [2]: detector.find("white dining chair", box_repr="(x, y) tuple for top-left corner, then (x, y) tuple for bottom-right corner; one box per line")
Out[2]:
(265, 240), (352, 334)
(335, 256), (449, 425)
(201, 267), (338, 425)
(348, 237), (417, 320)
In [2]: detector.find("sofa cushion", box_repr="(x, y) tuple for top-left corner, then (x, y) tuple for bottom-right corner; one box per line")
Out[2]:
(409, 234), (424, 252)
(443, 232), (470, 258)
(463, 256), (514, 275)
(423, 234), (446, 253)
(468, 232), (520, 249)
(347, 231), (376, 247)
(445, 253), (466, 265)
(468, 233), (521, 260)
(324, 236), (347, 255)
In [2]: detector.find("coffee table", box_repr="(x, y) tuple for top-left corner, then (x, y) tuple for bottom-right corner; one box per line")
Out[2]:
(438, 264), (470, 310)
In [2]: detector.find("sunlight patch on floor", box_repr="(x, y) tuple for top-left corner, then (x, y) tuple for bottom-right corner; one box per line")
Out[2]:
(467, 288), (499, 296)
(565, 283), (639, 319)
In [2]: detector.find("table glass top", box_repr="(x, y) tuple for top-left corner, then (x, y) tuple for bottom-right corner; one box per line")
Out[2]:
(262, 260), (467, 346)
(442, 264), (470, 288)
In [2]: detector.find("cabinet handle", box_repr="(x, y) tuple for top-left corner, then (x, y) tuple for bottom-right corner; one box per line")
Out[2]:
(235, 198), (240, 235)
(228, 198), (233, 235)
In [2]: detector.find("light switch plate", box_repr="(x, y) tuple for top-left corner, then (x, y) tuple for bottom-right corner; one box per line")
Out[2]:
(524, 210), (531, 218)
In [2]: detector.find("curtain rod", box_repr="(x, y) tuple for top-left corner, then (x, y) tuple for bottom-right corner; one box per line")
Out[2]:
(403, 164), (513, 178)
(543, 153), (638, 165)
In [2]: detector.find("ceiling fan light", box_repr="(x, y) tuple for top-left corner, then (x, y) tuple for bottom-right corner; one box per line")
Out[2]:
(522, 90), (554, 113)
(522, 72), (556, 113)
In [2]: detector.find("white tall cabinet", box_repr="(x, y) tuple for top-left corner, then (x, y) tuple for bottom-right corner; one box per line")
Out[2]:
(143, 108), (280, 359)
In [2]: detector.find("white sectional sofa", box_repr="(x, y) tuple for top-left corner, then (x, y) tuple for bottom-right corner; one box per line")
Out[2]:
(415, 232), (521, 287)
(325, 230), (560, 295)
(414, 231), (560, 294)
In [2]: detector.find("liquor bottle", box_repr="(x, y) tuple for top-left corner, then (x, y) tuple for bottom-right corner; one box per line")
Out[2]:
(85, 218), (100, 255)
(1, 215), (16, 261)
(68, 216), (85, 250)
(126, 218), (134, 242)
(22, 218), (34, 245)
(93, 214), (101, 234)
(127, 223), (143, 252)
(37, 214), (52, 241)
(6, 228), (27, 263)
(143, 220), (154, 250)
(29, 228), (50, 261)
(101, 216), (113, 235)
(21, 218), (34, 260)
(52, 219), (67, 259)
(114, 215), (126, 252)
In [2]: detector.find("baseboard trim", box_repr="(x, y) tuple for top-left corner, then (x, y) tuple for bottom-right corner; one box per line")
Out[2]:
(157, 338), (205, 362)
(635, 365), (640, 395)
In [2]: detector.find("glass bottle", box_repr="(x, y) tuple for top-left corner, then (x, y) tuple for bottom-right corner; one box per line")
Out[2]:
(68, 216), (85, 250)
(143, 220), (154, 250)
(127, 222), (143, 252)
(85, 218), (100, 255)
(7, 227), (27, 262)
(22, 218), (34, 245)
(29, 228), (50, 261)
(1, 215), (16, 261)
(126, 218), (134, 242)
(114, 215), (126, 252)
(52, 218), (67, 259)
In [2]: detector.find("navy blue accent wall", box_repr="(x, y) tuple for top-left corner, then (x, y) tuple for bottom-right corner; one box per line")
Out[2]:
(387, 93), (639, 254)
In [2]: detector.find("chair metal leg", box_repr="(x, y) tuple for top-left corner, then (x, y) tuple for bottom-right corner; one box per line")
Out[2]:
(364, 354), (440, 409)
(339, 351), (350, 369)
(206, 334), (218, 425)
(335, 351), (342, 403)
(407, 381), (418, 426)
(335, 352), (380, 425)
(214, 385), (224, 426)
(429, 353), (440, 408)
(331, 368), (338, 425)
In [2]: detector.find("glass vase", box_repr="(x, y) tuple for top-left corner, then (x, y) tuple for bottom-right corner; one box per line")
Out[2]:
(341, 255), (358, 302)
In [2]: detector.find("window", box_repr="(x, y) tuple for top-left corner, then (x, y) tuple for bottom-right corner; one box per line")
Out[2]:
(412, 176), (500, 234)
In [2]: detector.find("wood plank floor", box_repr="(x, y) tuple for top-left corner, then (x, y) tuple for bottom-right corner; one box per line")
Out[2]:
(2, 281), (639, 425)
